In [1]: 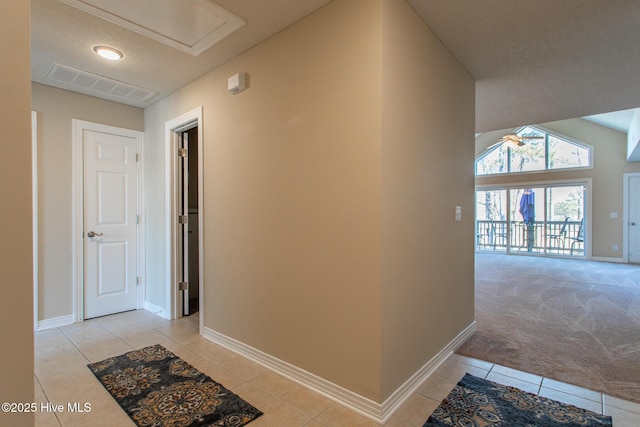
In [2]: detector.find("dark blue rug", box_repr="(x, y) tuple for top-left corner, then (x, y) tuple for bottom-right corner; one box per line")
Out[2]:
(424, 373), (612, 427)
(88, 344), (263, 427)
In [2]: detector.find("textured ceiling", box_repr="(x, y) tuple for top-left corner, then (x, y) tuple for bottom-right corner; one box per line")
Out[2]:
(31, 0), (640, 133)
(408, 0), (640, 132)
(31, 0), (333, 107)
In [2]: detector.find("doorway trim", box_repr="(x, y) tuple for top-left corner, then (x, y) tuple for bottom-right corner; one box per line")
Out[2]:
(622, 172), (640, 263)
(164, 107), (204, 331)
(72, 119), (145, 322)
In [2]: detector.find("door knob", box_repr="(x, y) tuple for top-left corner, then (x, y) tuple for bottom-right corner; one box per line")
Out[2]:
(87, 231), (104, 238)
(632, 222), (637, 226)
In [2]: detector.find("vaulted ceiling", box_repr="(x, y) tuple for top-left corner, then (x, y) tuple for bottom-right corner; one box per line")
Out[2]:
(31, 0), (640, 133)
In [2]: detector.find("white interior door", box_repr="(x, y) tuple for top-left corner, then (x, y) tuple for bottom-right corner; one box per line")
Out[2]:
(629, 176), (640, 263)
(84, 128), (138, 319)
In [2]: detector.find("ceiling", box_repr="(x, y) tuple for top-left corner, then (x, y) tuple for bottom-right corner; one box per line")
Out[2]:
(31, 0), (640, 133)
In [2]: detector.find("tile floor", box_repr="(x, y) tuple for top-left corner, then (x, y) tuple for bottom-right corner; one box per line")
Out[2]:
(34, 309), (640, 426)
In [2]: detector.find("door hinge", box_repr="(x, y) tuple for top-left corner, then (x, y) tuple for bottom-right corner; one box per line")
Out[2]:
(178, 215), (188, 224)
(178, 282), (188, 291)
(136, 215), (142, 224)
(136, 153), (141, 162)
(137, 276), (142, 285)
(178, 147), (188, 158)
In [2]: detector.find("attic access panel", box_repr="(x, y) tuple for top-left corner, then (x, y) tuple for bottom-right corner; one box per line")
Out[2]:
(60, 0), (245, 56)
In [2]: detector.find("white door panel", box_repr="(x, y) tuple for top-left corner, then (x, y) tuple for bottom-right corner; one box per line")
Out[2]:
(84, 129), (138, 318)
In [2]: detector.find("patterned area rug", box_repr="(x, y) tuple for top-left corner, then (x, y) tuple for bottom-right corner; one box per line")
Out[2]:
(87, 344), (263, 427)
(424, 374), (612, 427)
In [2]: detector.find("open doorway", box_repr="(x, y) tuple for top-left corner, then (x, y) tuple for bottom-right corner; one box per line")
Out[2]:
(179, 127), (199, 316)
(165, 106), (203, 325)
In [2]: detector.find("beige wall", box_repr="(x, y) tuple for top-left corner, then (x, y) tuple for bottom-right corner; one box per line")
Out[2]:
(475, 118), (640, 259)
(0, 2), (34, 425)
(146, 0), (475, 403)
(146, 0), (384, 400)
(380, 0), (475, 397)
(31, 83), (144, 321)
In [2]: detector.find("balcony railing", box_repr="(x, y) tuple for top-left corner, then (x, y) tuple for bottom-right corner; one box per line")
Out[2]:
(476, 219), (584, 256)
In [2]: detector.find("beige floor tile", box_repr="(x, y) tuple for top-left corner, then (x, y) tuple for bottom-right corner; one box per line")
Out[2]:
(489, 364), (543, 385)
(232, 382), (278, 409)
(34, 328), (68, 349)
(280, 384), (333, 417)
(538, 387), (603, 413)
(485, 372), (540, 394)
(449, 354), (494, 370)
(45, 378), (134, 427)
(604, 405), (640, 427)
(184, 338), (235, 362)
(35, 347), (88, 371)
(35, 361), (96, 390)
(79, 337), (133, 363)
(250, 399), (312, 427)
(101, 321), (156, 338)
(61, 326), (115, 349)
(431, 359), (489, 382)
(385, 393), (439, 427)
(155, 323), (201, 344)
(196, 358), (247, 390)
(603, 394), (640, 414)
(119, 329), (180, 349)
(251, 370), (298, 398)
(303, 421), (327, 427)
(414, 374), (458, 402)
(541, 377), (602, 402)
(139, 315), (173, 329)
(315, 403), (382, 427)
(34, 378), (48, 404)
(170, 346), (208, 367)
(218, 352), (268, 381)
(184, 338), (225, 355)
(127, 309), (163, 321)
(34, 410), (62, 427)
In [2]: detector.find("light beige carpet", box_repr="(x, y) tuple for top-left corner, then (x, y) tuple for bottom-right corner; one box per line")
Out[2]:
(457, 253), (640, 404)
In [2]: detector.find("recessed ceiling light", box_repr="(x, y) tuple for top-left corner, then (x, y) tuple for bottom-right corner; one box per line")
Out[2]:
(93, 45), (124, 61)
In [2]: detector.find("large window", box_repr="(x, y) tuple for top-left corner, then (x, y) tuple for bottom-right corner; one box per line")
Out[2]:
(476, 126), (591, 176)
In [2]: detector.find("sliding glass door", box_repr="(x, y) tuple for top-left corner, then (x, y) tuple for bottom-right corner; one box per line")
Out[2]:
(476, 189), (508, 252)
(508, 187), (543, 253)
(546, 185), (585, 256)
(476, 183), (586, 257)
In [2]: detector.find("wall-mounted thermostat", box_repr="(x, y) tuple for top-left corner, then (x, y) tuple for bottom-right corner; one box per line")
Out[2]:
(228, 72), (247, 94)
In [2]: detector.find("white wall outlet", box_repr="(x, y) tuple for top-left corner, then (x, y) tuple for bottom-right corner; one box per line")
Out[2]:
(455, 205), (462, 222)
(613, 244), (619, 251)
(610, 212), (618, 219)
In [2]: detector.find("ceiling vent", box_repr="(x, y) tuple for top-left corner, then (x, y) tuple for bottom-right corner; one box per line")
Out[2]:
(59, 0), (245, 56)
(44, 63), (157, 106)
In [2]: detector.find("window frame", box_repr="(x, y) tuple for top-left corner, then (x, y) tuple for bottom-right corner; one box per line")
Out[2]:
(475, 125), (593, 177)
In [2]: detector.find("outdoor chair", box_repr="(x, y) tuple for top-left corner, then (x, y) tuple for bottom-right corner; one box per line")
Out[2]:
(570, 219), (585, 255)
(548, 217), (569, 252)
(491, 222), (508, 250)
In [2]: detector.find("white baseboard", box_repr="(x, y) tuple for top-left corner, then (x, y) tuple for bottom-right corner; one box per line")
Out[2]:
(591, 256), (625, 263)
(35, 314), (74, 331)
(380, 321), (476, 421)
(203, 321), (476, 423)
(144, 301), (168, 319)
